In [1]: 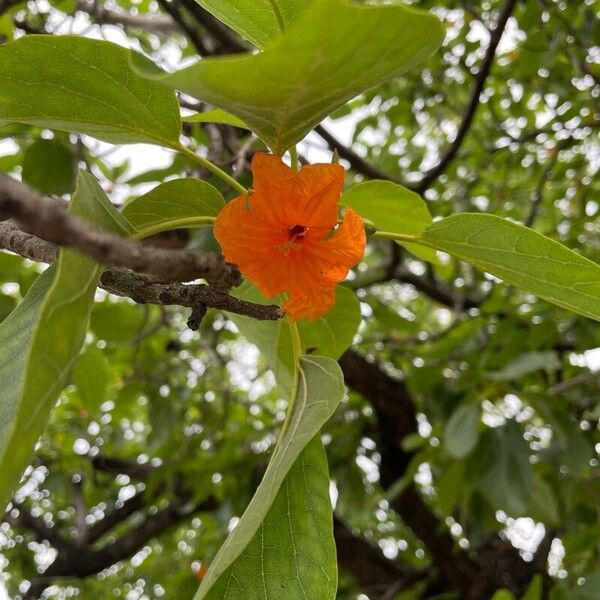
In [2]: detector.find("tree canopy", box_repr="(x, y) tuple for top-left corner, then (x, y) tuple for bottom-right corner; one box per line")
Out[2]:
(0, 0), (599, 599)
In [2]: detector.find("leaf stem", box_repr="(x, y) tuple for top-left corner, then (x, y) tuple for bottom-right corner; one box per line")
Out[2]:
(133, 217), (216, 240)
(272, 316), (302, 458)
(373, 230), (422, 243)
(289, 146), (299, 171)
(177, 144), (248, 196)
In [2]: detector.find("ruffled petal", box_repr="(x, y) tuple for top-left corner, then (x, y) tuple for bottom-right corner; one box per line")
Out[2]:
(308, 208), (366, 284)
(250, 153), (344, 231)
(293, 163), (345, 229)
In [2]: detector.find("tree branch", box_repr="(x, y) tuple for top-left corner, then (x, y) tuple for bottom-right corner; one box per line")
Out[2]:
(415, 0), (519, 193)
(314, 125), (402, 184)
(156, 0), (209, 55)
(100, 270), (284, 321)
(0, 220), (284, 321)
(0, 174), (240, 288)
(22, 495), (217, 599)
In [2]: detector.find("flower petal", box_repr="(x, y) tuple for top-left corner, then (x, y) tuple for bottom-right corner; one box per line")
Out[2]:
(293, 163), (345, 229)
(309, 207), (366, 284)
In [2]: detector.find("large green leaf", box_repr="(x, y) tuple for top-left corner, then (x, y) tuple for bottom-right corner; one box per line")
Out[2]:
(230, 281), (361, 393)
(195, 355), (344, 599)
(195, 0), (310, 48)
(122, 178), (225, 238)
(341, 180), (436, 263)
(0, 171), (131, 510)
(420, 213), (600, 322)
(0, 35), (181, 146)
(161, 0), (443, 153)
(201, 437), (336, 599)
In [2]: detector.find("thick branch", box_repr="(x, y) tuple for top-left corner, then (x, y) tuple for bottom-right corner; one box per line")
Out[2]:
(339, 350), (483, 596)
(415, 0), (519, 193)
(0, 221), (283, 321)
(156, 0), (209, 55)
(0, 174), (240, 288)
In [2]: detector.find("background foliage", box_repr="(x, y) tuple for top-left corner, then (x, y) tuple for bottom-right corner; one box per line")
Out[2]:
(0, 0), (599, 599)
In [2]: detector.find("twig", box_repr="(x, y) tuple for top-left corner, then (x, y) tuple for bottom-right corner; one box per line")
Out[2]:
(100, 271), (284, 321)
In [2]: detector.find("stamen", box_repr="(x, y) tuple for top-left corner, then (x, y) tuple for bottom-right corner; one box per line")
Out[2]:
(289, 224), (307, 239)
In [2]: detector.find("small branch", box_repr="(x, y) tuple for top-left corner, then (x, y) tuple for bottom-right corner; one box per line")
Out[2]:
(0, 174), (240, 288)
(76, 0), (177, 32)
(100, 270), (284, 320)
(415, 0), (519, 193)
(524, 152), (558, 228)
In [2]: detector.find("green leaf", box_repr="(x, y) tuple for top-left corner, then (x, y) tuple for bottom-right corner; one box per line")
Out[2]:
(122, 178), (225, 238)
(230, 281), (360, 393)
(0, 171), (130, 510)
(22, 139), (76, 195)
(488, 351), (561, 381)
(195, 355), (344, 598)
(182, 108), (250, 129)
(444, 403), (479, 459)
(341, 180), (435, 263)
(467, 421), (532, 515)
(195, 0), (310, 48)
(90, 302), (149, 344)
(526, 478), (560, 526)
(521, 575), (543, 600)
(0, 35), (181, 146)
(200, 437), (336, 599)
(491, 591), (517, 600)
(71, 345), (110, 411)
(420, 213), (600, 322)
(160, 0), (443, 152)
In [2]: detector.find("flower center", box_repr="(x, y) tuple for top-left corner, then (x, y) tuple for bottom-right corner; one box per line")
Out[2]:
(289, 224), (307, 240)
(276, 224), (308, 257)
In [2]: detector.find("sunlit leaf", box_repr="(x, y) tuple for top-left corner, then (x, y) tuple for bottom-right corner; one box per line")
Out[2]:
(160, 0), (443, 152)
(195, 0), (310, 48)
(230, 281), (360, 393)
(199, 437), (336, 599)
(421, 213), (600, 322)
(342, 179), (436, 263)
(0, 35), (181, 146)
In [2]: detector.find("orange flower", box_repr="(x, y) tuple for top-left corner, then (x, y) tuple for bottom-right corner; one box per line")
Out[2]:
(214, 153), (366, 320)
